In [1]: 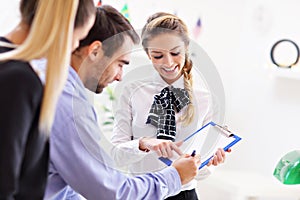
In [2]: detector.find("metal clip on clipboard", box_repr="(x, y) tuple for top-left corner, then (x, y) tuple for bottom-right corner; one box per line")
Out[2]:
(158, 121), (242, 170)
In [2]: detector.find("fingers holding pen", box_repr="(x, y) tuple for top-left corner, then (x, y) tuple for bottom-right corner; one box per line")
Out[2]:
(172, 152), (201, 184)
(193, 154), (201, 167)
(185, 151), (201, 167)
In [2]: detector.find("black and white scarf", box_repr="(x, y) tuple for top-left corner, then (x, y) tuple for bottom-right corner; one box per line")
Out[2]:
(146, 86), (190, 141)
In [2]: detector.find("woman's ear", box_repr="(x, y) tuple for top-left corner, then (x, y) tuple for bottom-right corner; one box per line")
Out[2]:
(88, 41), (102, 61)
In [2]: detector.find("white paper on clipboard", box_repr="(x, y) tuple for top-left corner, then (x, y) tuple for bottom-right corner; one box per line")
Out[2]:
(159, 121), (241, 169)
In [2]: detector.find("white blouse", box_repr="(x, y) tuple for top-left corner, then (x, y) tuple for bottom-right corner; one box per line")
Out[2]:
(111, 68), (214, 192)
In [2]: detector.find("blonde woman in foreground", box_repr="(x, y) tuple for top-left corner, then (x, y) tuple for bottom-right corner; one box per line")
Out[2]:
(0, 0), (95, 199)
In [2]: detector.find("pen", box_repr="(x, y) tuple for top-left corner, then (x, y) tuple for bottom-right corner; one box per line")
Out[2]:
(191, 150), (196, 157)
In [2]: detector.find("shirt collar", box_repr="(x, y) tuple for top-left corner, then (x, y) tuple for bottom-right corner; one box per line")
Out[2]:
(29, 59), (83, 89)
(67, 66), (89, 101)
(68, 66), (83, 86)
(153, 72), (185, 90)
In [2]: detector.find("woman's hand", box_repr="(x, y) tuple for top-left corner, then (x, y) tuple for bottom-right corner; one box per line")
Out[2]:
(207, 148), (231, 166)
(139, 137), (183, 158)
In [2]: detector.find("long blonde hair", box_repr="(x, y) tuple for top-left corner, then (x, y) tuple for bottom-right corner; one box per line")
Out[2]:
(0, 0), (78, 134)
(141, 13), (195, 126)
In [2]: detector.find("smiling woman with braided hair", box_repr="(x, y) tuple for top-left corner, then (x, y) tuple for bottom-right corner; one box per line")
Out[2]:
(112, 12), (229, 200)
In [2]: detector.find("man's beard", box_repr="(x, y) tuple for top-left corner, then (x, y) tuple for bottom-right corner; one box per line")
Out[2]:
(84, 77), (101, 94)
(95, 84), (104, 94)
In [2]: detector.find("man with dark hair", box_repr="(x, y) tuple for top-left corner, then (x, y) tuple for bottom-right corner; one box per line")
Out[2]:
(43, 6), (200, 200)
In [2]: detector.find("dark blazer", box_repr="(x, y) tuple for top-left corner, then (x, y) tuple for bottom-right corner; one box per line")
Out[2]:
(0, 37), (49, 200)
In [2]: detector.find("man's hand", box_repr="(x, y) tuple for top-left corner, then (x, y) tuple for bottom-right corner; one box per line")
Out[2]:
(139, 137), (183, 158)
(172, 154), (201, 185)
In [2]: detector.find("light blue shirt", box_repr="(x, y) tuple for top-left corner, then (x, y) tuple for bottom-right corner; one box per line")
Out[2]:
(44, 67), (181, 200)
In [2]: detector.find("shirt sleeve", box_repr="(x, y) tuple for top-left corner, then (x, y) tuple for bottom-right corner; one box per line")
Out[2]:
(50, 105), (181, 200)
(0, 64), (42, 198)
(111, 84), (148, 166)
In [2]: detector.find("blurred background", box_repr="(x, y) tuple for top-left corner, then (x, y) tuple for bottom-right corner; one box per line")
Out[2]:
(1, 0), (299, 199)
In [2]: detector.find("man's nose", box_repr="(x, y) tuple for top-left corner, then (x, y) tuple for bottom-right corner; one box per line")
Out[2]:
(115, 70), (123, 81)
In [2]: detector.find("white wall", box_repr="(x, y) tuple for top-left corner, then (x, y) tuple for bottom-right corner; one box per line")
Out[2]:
(0, 0), (20, 35)
(1, 0), (299, 198)
(198, 0), (300, 176)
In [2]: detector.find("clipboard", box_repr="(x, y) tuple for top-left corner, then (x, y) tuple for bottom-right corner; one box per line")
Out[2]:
(158, 121), (242, 170)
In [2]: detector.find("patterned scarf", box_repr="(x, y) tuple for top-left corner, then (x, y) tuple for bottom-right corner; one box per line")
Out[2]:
(146, 86), (190, 141)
